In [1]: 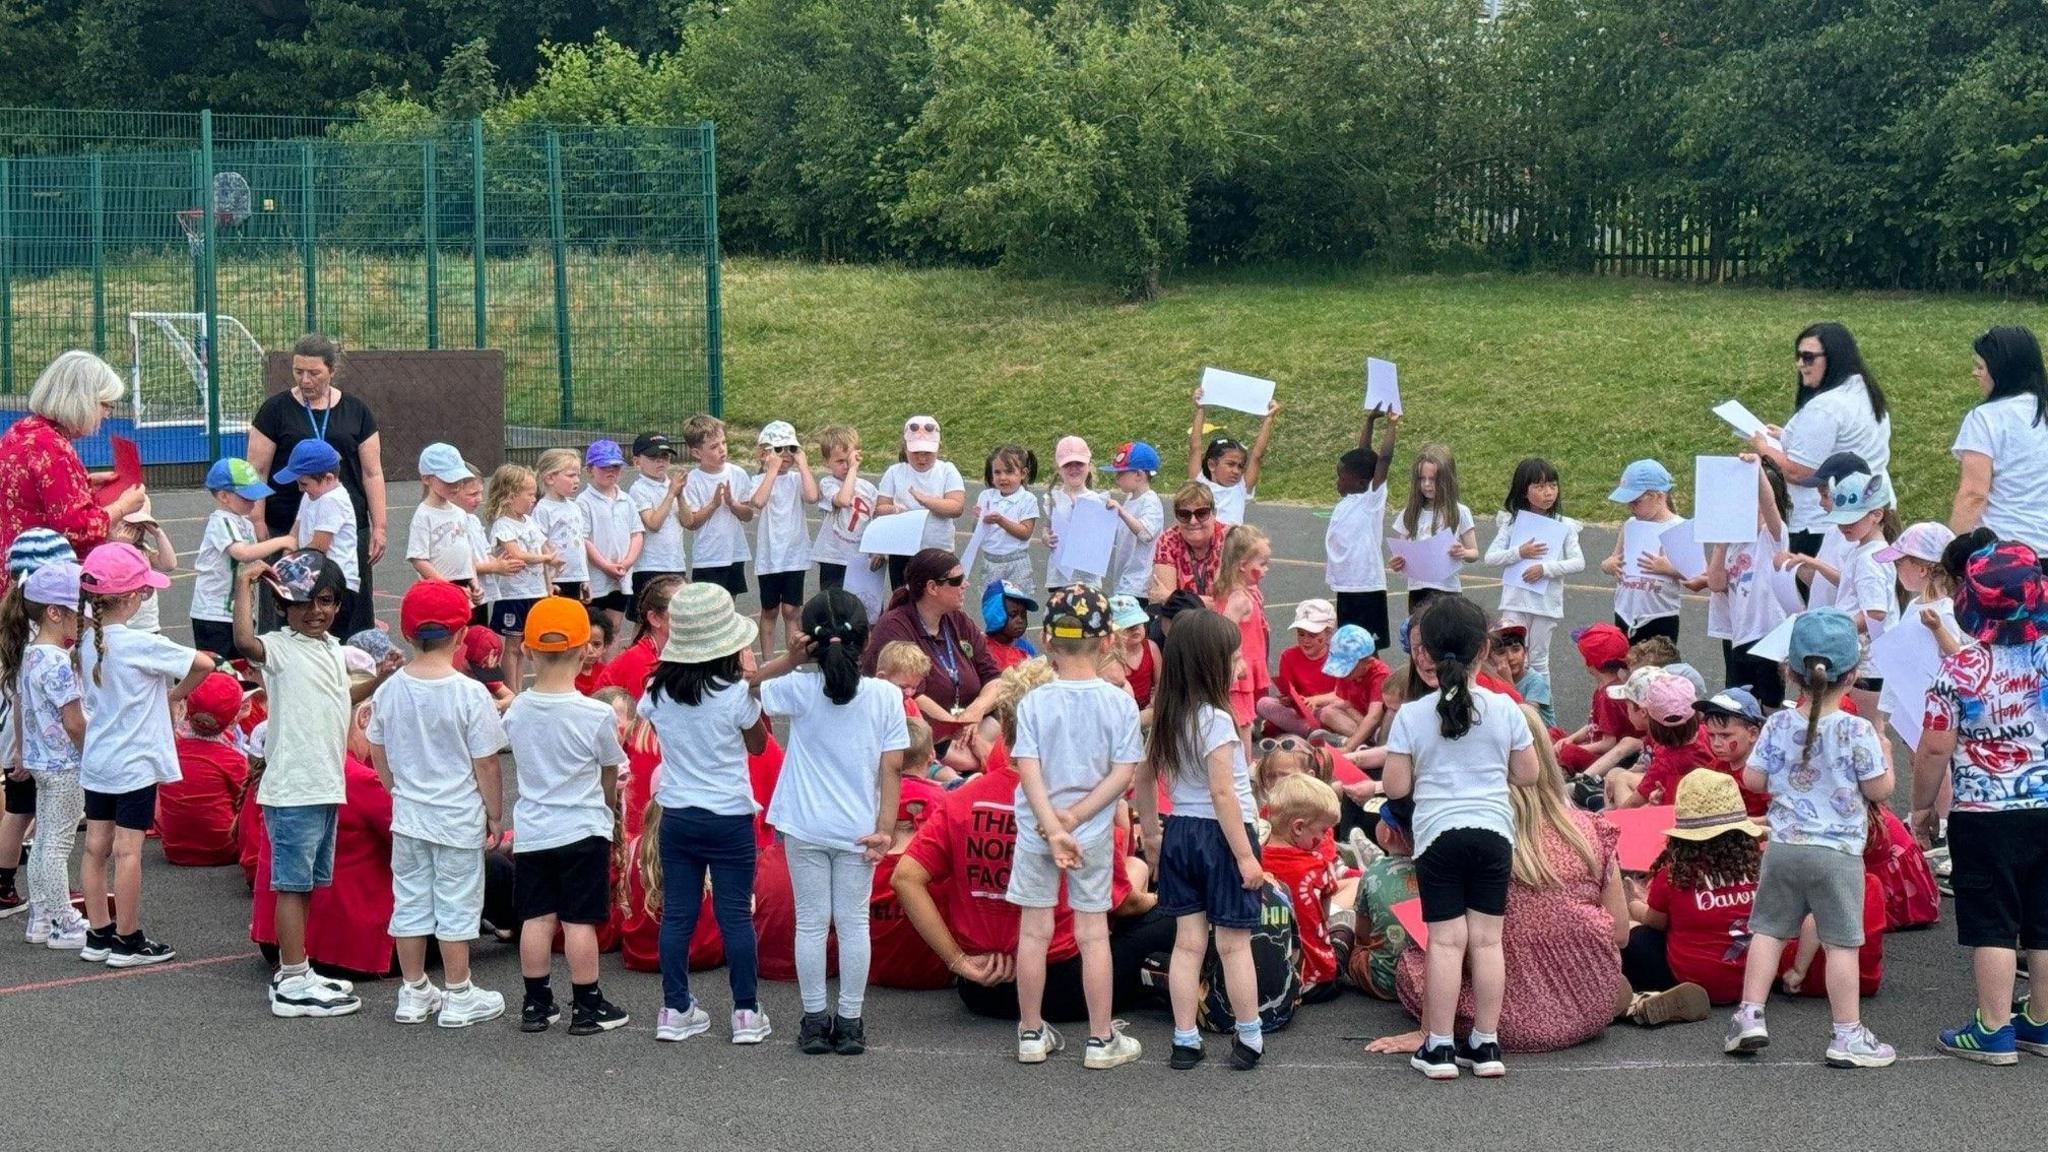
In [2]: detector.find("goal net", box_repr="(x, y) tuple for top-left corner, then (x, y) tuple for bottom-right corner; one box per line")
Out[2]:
(126, 312), (266, 430)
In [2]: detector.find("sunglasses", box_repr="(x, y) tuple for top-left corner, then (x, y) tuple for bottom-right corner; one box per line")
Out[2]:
(1796, 350), (1824, 365)
(771, 445), (798, 455)
(1256, 736), (1313, 754)
(1175, 507), (1214, 523)
(936, 574), (967, 587)
(906, 421), (939, 433)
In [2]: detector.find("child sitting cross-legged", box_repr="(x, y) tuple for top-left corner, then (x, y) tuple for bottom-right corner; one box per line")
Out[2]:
(1621, 770), (1761, 1017)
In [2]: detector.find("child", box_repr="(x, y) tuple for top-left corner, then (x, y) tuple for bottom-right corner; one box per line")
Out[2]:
(1135, 608), (1267, 1071)
(115, 498), (177, 634)
(1261, 599), (1338, 737)
(366, 579), (509, 1029)
(1207, 523), (1271, 736)
(1609, 673), (1716, 810)
(406, 442), (480, 587)
(1875, 522), (1961, 752)
(1386, 445), (1478, 609)
(575, 439), (644, 637)
(233, 548), (378, 1015)
(1105, 594), (1160, 716)
(534, 448), (590, 601)
(503, 596), (632, 1035)
(878, 415), (966, 588)
(159, 672), (251, 868)
(77, 543), (213, 966)
(1351, 798), (1420, 1000)
(485, 463), (559, 691)
(4, 560), (89, 946)
(974, 444), (1041, 594)
(1602, 459), (1685, 645)
(1485, 457), (1584, 680)
(1007, 585), (1144, 1067)
(1693, 688), (1771, 817)
(1555, 624), (1640, 777)
(757, 590), (911, 1054)
(876, 640), (950, 731)
(274, 438), (361, 624)
(1260, 774), (1348, 1001)
(1783, 470), (1897, 718)
(1102, 442), (1165, 606)
(981, 581), (1040, 672)
(1328, 408), (1398, 650)
(192, 458), (295, 662)
(679, 413), (755, 597)
(1044, 436), (1107, 588)
(634, 582), (772, 1044)
(1705, 459), (1791, 709)
(453, 465), (507, 621)
(1728, 608), (1895, 1068)
(1486, 621), (1551, 729)
(1188, 389), (1277, 527)
(812, 425), (880, 593)
(1623, 769), (1764, 1010)
(1324, 624), (1395, 759)
(628, 432), (689, 608)
(747, 420), (819, 658)
(576, 610), (615, 696)
(1381, 594), (1538, 1079)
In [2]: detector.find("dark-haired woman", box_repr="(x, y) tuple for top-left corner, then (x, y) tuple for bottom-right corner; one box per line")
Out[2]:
(247, 333), (388, 635)
(860, 547), (1003, 732)
(1747, 323), (1892, 558)
(1951, 325), (2048, 558)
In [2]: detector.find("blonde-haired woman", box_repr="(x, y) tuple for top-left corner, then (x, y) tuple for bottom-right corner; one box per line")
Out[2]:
(0, 351), (147, 584)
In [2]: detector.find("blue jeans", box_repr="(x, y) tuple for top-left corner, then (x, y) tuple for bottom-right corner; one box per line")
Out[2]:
(659, 807), (759, 1014)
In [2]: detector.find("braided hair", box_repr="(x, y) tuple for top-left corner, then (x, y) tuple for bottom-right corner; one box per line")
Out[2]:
(801, 588), (870, 705)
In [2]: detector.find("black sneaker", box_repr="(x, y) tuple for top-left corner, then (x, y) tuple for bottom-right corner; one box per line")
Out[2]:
(568, 997), (630, 1035)
(1169, 1043), (1204, 1071)
(104, 934), (175, 968)
(0, 888), (25, 919)
(521, 998), (560, 1033)
(1228, 1036), (1262, 1070)
(79, 925), (114, 963)
(1568, 773), (1605, 811)
(832, 1015), (866, 1055)
(1454, 1037), (1506, 1078)
(1410, 1040), (1459, 1080)
(798, 1010), (835, 1055)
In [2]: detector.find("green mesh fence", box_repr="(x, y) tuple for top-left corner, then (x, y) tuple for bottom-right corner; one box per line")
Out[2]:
(0, 108), (720, 478)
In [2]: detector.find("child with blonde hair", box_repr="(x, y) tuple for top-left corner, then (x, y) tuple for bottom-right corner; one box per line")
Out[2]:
(811, 425), (881, 596)
(533, 448), (590, 602)
(484, 463), (559, 689)
(678, 413), (756, 598)
(1260, 773), (1354, 1002)
(575, 440), (643, 636)
(1044, 437), (1107, 587)
(1601, 460), (1686, 645)
(2, 559), (89, 946)
(1206, 523), (1271, 735)
(747, 421), (819, 658)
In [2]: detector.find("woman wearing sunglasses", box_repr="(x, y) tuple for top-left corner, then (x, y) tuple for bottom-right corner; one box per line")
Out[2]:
(861, 548), (1005, 738)
(1147, 481), (1232, 604)
(1744, 323), (1892, 559)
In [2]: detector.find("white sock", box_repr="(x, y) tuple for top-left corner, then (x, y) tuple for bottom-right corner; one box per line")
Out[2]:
(1468, 1029), (1498, 1047)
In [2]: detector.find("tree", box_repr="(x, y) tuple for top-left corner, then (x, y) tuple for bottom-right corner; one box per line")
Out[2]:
(433, 37), (501, 119)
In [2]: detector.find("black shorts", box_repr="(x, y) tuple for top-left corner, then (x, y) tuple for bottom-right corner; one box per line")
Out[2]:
(83, 784), (158, 832)
(693, 563), (747, 597)
(1335, 591), (1391, 651)
(1156, 815), (1263, 929)
(816, 562), (846, 591)
(3, 772), (35, 816)
(515, 836), (613, 925)
(492, 598), (539, 637)
(757, 569), (805, 612)
(1616, 614), (1680, 647)
(589, 590), (631, 615)
(1415, 826), (1512, 922)
(1948, 808), (2048, 951)
(553, 581), (587, 602)
(191, 618), (238, 663)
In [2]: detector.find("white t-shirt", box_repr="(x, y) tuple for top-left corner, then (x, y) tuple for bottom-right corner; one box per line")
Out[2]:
(1953, 394), (2048, 551)
(1010, 678), (1144, 850)
(368, 670), (506, 848)
(1808, 526), (1855, 607)
(1200, 477), (1252, 527)
(761, 671), (911, 853)
(405, 500), (474, 583)
(1387, 503), (1476, 593)
(129, 544), (169, 634)
(975, 487), (1040, 559)
(577, 485), (643, 597)
(489, 515), (550, 601)
(503, 689), (627, 851)
(1166, 704), (1255, 821)
(250, 628), (351, 808)
(1483, 509), (1585, 618)
(1110, 489), (1165, 598)
(1816, 534), (1897, 672)
(1326, 487), (1389, 594)
(684, 463), (755, 568)
(1725, 527), (1790, 647)
(18, 643), (82, 773)
(630, 472), (688, 575)
(813, 475), (880, 567)
(638, 680), (763, 816)
(1613, 515), (1685, 629)
(879, 460), (966, 550)
(533, 495), (588, 583)
(192, 509), (258, 624)
(293, 485), (360, 591)
(1387, 686), (1533, 859)
(79, 624), (196, 793)
(1783, 374), (1892, 533)
(752, 470), (812, 575)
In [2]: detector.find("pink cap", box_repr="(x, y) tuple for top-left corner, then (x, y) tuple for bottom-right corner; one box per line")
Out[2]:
(79, 541), (170, 596)
(1641, 672), (1698, 727)
(1874, 521), (1956, 566)
(1054, 435), (1091, 468)
(903, 415), (941, 454)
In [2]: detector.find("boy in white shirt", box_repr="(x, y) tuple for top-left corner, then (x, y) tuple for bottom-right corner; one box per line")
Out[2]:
(811, 425), (880, 595)
(192, 457), (295, 661)
(275, 438), (362, 624)
(405, 442), (478, 588)
(1007, 585), (1143, 1069)
(1328, 409), (1397, 651)
(1103, 441), (1165, 605)
(503, 597), (630, 1035)
(628, 432), (688, 619)
(749, 420), (818, 658)
(679, 414), (755, 597)
(575, 439), (643, 639)
(367, 580), (508, 1029)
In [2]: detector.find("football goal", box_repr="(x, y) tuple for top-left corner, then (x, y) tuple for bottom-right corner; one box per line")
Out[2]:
(126, 312), (266, 430)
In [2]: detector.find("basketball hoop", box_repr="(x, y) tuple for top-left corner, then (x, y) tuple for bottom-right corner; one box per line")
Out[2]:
(176, 172), (254, 255)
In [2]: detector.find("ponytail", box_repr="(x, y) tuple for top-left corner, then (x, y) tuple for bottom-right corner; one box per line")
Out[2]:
(801, 589), (871, 706)
(1797, 656), (1831, 775)
(1434, 653), (1478, 740)
(1417, 594), (1488, 740)
(0, 585), (34, 697)
(77, 591), (112, 687)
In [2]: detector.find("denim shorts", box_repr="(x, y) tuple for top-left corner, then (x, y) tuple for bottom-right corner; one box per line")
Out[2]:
(1006, 831), (1115, 914)
(265, 803), (339, 894)
(1157, 815), (1263, 929)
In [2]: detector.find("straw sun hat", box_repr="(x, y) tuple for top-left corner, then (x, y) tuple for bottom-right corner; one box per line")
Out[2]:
(1662, 771), (1765, 843)
(661, 582), (759, 664)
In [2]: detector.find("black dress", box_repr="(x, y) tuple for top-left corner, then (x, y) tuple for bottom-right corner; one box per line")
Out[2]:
(251, 389), (381, 636)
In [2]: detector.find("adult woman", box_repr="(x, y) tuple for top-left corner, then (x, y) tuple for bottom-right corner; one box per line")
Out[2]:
(0, 351), (146, 581)
(1747, 322), (1892, 557)
(860, 547), (1002, 729)
(1949, 325), (2048, 555)
(1913, 542), (2048, 1063)
(1147, 481), (1232, 603)
(246, 333), (387, 635)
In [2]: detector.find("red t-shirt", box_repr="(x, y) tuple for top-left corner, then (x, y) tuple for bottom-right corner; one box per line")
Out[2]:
(1711, 753), (1771, 818)
(1275, 645), (1338, 706)
(1589, 687), (1644, 740)
(617, 829), (725, 974)
(158, 735), (249, 867)
(1342, 657), (1392, 713)
(1634, 729), (1719, 805)
(987, 639), (1030, 673)
(1647, 864), (1757, 1005)
(754, 842), (954, 989)
(1262, 840), (1337, 986)
(575, 658), (610, 697)
(598, 638), (657, 702)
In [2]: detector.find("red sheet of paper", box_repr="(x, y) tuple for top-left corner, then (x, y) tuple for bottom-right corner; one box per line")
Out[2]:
(1604, 804), (1677, 872)
(93, 437), (141, 506)
(1391, 897), (1429, 951)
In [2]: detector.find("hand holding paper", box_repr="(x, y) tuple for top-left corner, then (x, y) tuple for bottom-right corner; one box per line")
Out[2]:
(859, 509), (931, 557)
(1364, 358), (1401, 414)
(1198, 367), (1277, 418)
(1504, 511), (1570, 591)
(1388, 530), (1461, 589)
(1051, 499), (1119, 578)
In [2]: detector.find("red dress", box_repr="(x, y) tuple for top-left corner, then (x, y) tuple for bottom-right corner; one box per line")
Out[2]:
(158, 735), (249, 867)
(0, 414), (109, 590)
(1215, 584), (1270, 728)
(249, 756), (396, 976)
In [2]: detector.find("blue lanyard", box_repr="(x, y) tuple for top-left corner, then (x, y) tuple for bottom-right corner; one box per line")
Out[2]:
(928, 618), (960, 693)
(301, 392), (332, 443)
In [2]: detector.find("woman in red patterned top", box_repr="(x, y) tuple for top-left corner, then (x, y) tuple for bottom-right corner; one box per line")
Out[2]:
(0, 351), (147, 585)
(1146, 481), (1231, 602)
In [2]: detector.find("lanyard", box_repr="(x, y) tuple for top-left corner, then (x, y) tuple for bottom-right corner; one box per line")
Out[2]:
(301, 389), (333, 444)
(928, 617), (960, 695)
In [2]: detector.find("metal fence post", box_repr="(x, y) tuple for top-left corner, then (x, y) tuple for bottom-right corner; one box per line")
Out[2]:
(546, 130), (572, 426)
(470, 118), (486, 350)
(90, 154), (105, 356)
(701, 122), (723, 418)
(0, 157), (11, 395)
(423, 139), (439, 349)
(201, 109), (220, 460)
(300, 140), (317, 332)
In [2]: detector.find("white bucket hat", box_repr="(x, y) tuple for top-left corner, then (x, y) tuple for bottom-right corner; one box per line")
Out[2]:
(661, 582), (759, 664)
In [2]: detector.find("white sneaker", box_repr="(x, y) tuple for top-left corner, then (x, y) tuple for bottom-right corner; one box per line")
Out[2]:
(394, 979), (445, 1025)
(731, 1008), (772, 1044)
(437, 983), (506, 1029)
(44, 911), (88, 951)
(270, 970), (362, 1018)
(1083, 1026), (1143, 1070)
(656, 1004), (712, 1042)
(1017, 1023), (1064, 1064)
(313, 971), (355, 995)
(22, 903), (51, 944)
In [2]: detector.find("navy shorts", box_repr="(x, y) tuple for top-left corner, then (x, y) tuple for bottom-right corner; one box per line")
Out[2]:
(1157, 815), (1263, 929)
(515, 836), (613, 925)
(4, 772), (34, 816)
(553, 581), (587, 602)
(191, 618), (237, 664)
(83, 784), (156, 831)
(756, 569), (805, 612)
(492, 597), (539, 637)
(589, 590), (631, 615)
(693, 563), (747, 598)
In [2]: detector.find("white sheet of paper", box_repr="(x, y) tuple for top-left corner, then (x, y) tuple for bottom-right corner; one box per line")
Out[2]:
(957, 520), (988, 580)
(1621, 518), (1666, 578)
(1870, 618), (1942, 751)
(1771, 559), (1805, 615)
(1503, 510), (1570, 591)
(843, 555), (887, 621)
(1389, 530), (1461, 590)
(859, 508), (931, 557)
(1198, 366), (1276, 417)
(1712, 399), (1779, 450)
(1051, 499), (1119, 579)
(1749, 614), (1799, 663)
(1364, 358), (1401, 414)
(1694, 456), (1762, 545)
(1660, 519), (1707, 581)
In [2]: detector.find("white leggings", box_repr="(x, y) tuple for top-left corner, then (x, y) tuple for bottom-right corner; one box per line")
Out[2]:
(1497, 610), (1557, 682)
(785, 836), (875, 1018)
(26, 770), (82, 910)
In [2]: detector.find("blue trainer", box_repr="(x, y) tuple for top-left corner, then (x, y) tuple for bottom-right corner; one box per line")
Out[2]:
(2015, 1008), (2048, 1058)
(1939, 1012), (2018, 1066)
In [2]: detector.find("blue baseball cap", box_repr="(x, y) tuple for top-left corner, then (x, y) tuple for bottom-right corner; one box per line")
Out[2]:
(980, 580), (1039, 633)
(1823, 471), (1893, 525)
(1108, 594), (1149, 631)
(1322, 623), (1377, 677)
(1608, 459), (1674, 503)
(1101, 441), (1161, 475)
(273, 438), (342, 483)
(1788, 608), (1861, 679)
(416, 442), (475, 485)
(585, 439), (626, 468)
(1695, 686), (1764, 725)
(204, 457), (273, 500)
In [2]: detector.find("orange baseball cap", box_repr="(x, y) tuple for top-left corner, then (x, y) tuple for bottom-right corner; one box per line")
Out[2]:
(524, 596), (591, 653)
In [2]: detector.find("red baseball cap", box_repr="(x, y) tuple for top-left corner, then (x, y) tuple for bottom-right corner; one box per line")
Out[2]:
(1574, 623), (1630, 671)
(401, 580), (473, 642)
(185, 672), (244, 735)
